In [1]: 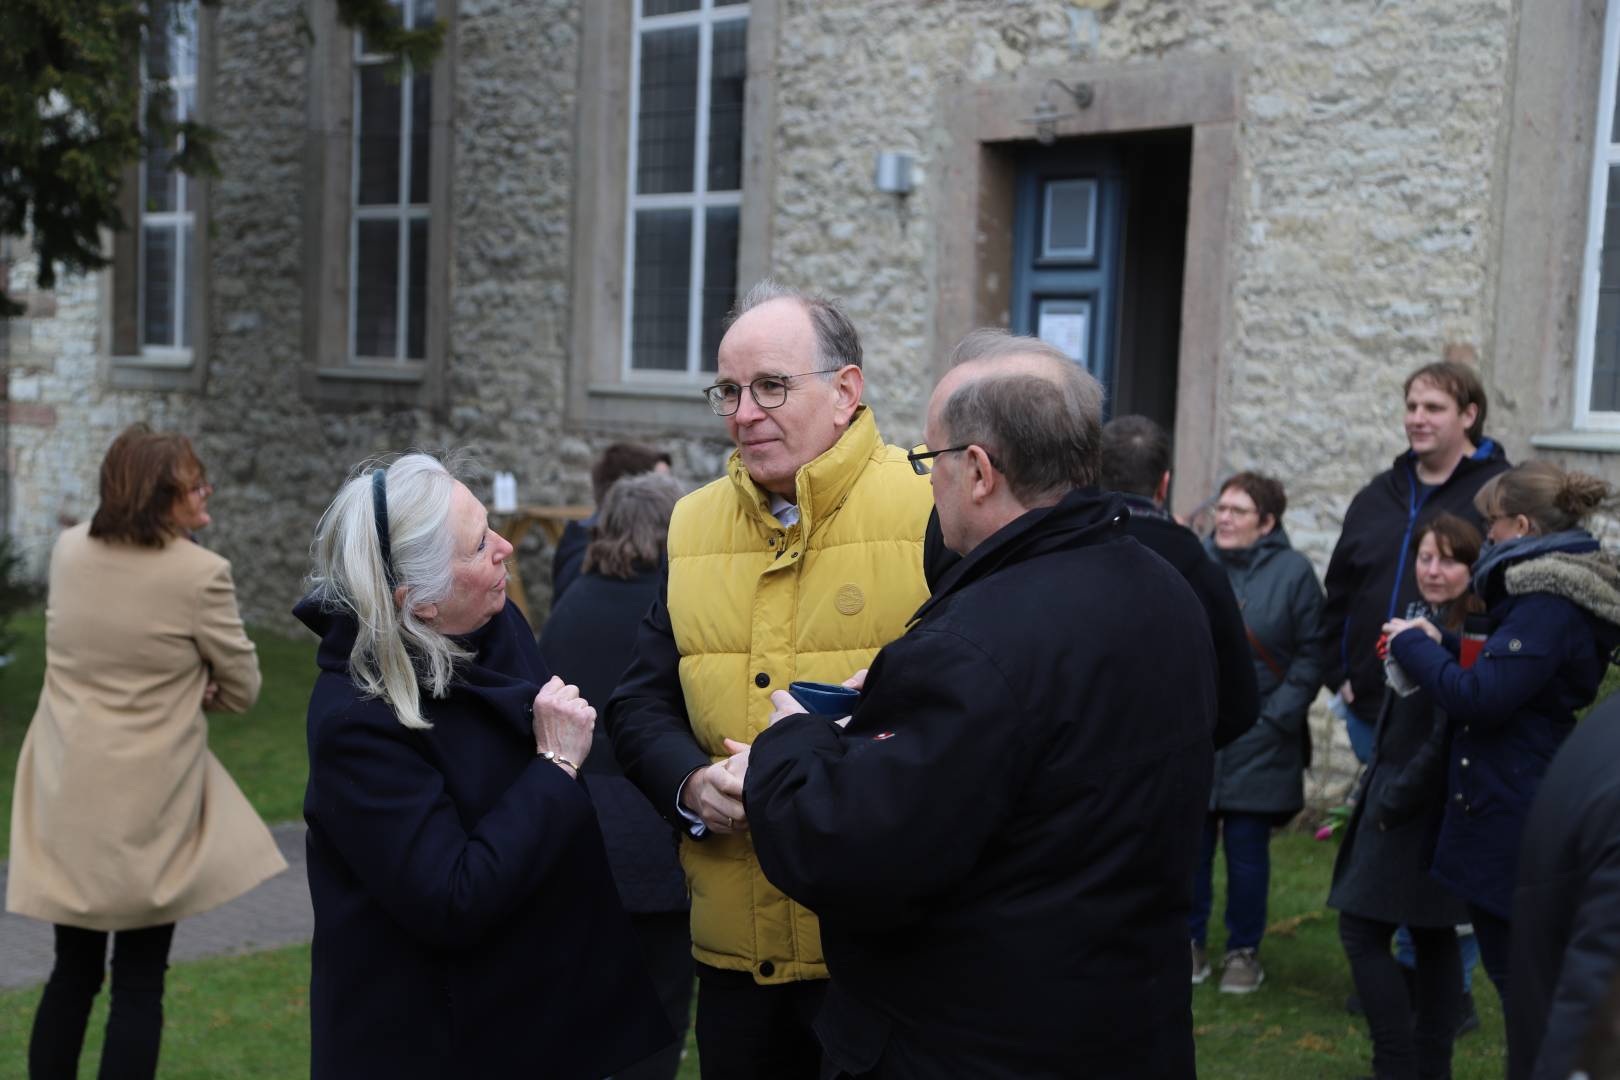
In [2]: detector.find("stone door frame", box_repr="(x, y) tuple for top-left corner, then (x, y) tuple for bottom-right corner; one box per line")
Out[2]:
(934, 56), (1241, 515)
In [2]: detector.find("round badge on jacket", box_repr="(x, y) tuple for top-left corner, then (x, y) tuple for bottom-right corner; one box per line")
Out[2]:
(835, 583), (865, 615)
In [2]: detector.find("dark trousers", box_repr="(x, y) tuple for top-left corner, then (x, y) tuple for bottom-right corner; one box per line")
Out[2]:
(1339, 912), (1460, 1080)
(1469, 906), (1516, 1055)
(614, 911), (695, 1080)
(693, 962), (825, 1080)
(1190, 811), (1272, 952)
(29, 922), (175, 1080)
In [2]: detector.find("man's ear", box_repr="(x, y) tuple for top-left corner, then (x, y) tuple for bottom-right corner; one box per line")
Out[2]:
(1155, 470), (1172, 506)
(1459, 402), (1480, 439)
(832, 365), (864, 426)
(967, 445), (998, 504)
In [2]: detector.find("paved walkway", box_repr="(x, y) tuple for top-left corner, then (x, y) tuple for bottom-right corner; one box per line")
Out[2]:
(0, 823), (312, 990)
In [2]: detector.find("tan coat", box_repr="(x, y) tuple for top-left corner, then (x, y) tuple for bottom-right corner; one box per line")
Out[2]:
(6, 524), (287, 930)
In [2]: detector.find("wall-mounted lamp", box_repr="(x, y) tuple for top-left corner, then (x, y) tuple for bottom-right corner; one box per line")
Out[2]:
(874, 151), (914, 195)
(1025, 78), (1095, 146)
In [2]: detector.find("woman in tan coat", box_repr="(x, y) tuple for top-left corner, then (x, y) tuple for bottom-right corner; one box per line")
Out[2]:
(7, 424), (286, 1079)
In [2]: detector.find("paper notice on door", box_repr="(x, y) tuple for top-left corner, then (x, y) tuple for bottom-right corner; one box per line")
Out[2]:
(1037, 309), (1088, 364)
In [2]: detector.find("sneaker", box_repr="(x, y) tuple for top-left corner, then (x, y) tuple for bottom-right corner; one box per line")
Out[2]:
(1219, 948), (1265, 994)
(1191, 942), (1210, 985)
(1456, 990), (1480, 1038)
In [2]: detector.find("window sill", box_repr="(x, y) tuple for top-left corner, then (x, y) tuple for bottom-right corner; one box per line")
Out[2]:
(316, 363), (427, 384)
(1529, 430), (1620, 454)
(108, 352), (204, 392)
(577, 380), (722, 432)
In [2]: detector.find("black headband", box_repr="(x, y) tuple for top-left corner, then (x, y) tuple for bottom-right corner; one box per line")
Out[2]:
(372, 468), (397, 588)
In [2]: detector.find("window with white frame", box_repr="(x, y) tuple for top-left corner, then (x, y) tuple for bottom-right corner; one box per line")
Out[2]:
(351, 0), (433, 364)
(625, 0), (748, 377)
(1577, 0), (1620, 427)
(139, 0), (198, 358)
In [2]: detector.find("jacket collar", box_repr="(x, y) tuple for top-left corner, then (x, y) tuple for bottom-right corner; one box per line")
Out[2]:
(911, 486), (1128, 624)
(1389, 437), (1505, 493)
(1203, 525), (1295, 570)
(1471, 528), (1600, 601)
(1117, 491), (1174, 522)
(726, 405), (882, 537)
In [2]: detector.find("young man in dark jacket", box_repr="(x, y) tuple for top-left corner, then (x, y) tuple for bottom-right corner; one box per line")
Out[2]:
(745, 331), (1216, 1078)
(1321, 360), (1509, 759)
(1100, 414), (1259, 751)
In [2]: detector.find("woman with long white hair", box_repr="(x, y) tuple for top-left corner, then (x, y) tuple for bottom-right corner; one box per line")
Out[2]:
(295, 452), (667, 1079)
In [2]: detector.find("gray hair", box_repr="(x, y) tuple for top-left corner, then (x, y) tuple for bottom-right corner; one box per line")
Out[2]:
(582, 472), (685, 580)
(307, 452), (467, 730)
(730, 279), (863, 371)
(940, 329), (1105, 504)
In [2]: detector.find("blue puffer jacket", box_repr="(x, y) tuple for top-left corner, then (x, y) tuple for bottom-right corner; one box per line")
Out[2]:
(1391, 531), (1620, 919)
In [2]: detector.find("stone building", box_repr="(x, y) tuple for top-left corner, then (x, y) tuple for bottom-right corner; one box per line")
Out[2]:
(5, 0), (1620, 797)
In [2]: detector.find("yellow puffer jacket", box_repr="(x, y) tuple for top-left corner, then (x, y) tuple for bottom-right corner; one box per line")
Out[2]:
(667, 406), (932, 983)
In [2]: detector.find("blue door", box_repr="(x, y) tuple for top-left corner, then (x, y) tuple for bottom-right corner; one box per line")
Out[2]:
(1010, 144), (1126, 404)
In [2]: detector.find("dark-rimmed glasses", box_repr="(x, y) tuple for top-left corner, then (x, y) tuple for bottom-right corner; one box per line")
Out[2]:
(907, 445), (976, 475)
(701, 369), (842, 416)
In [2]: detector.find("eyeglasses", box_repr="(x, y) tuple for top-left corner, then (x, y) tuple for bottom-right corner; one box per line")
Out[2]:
(189, 481), (213, 499)
(701, 369), (842, 416)
(907, 445), (980, 475)
(1213, 502), (1257, 518)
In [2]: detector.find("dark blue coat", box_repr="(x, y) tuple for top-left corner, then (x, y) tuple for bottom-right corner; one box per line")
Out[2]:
(1391, 539), (1620, 920)
(297, 597), (669, 1080)
(538, 568), (687, 914)
(1509, 697), (1620, 1080)
(747, 488), (1215, 1079)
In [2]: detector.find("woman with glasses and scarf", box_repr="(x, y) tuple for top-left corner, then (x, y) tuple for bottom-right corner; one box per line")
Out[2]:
(1384, 460), (1620, 1067)
(1192, 471), (1327, 996)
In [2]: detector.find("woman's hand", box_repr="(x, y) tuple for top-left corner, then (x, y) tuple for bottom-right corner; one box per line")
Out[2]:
(532, 675), (595, 776)
(1382, 616), (1441, 645)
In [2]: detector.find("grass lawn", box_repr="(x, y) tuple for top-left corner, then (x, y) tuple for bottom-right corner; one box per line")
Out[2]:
(0, 834), (1504, 1078)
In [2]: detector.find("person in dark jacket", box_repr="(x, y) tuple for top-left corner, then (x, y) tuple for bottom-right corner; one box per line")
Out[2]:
(298, 453), (668, 1080)
(1510, 694), (1620, 1080)
(744, 331), (1217, 1078)
(1329, 513), (1484, 1080)
(1100, 414), (1260, 750)
(1194, 471), (1326, 994)
(538, 471), (692, 1080)
(1322, 361), (1510, 763)
(550, 442), (671, 600)
(1387, 460), (1620, 1065)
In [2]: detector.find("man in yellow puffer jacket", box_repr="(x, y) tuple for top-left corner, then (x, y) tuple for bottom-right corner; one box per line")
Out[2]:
(608, 280), (933, 1078)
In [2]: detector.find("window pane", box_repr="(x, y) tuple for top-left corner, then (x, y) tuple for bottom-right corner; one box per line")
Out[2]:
(142, 226), (176, 347)
(180, 224), (193, 349)
(1594, 167), (1620, 410)
(637, 27), (698, 195)
(642, 0), (699, 14)
(146, 4), (173, 80)
(631, 209), (693, 371)
(707, 19), (747, 192)
(410, 73), (431, 204)
(1042, 179), (1098, 260)
(714, 0), (747, 6)
(413, 0), (434, 25)
(355, 219), (401, 358)
(144, 136), (178, 213)
(407, 219), (427, 360)
(357, 63), (402, 206)
(700, 206), (739, 372)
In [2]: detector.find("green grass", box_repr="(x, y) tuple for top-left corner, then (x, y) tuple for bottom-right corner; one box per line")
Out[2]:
(1194, 830), (1504, 1078)
(0, 831), (1501, 1078)
(0, 610), (316, 860)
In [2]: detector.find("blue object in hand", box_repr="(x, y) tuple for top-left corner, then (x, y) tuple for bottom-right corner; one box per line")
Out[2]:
(788, 681), (861, 716)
